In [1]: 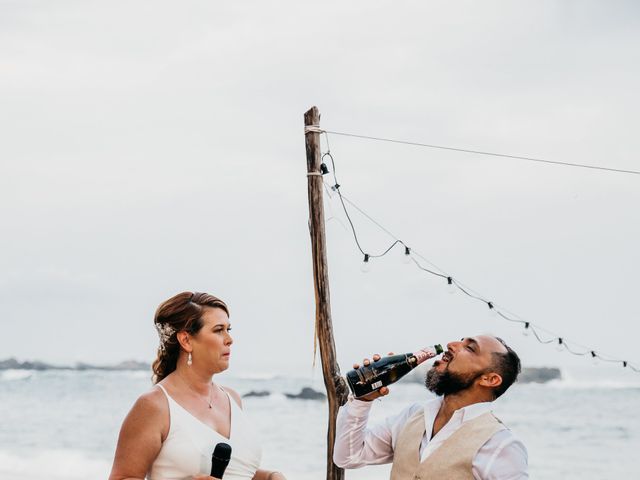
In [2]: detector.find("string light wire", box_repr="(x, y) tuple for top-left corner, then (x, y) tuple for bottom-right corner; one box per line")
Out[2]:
(324, 130), (640, 176)
(317, 136), (639, 373)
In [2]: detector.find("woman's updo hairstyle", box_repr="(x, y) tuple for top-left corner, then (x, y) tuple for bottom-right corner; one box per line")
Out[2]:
(152, 291), (229, 384)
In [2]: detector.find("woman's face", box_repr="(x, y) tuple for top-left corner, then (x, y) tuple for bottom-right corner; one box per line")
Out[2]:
(191, 307), (233, 373)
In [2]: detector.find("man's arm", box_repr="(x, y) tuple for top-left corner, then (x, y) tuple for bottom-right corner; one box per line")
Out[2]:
(333, 397), (421, 469)
(333, 397), (393, 468)
(475, 430), (528, 480)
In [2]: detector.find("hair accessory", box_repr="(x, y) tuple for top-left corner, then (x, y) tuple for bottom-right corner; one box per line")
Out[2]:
(155, 323), (176, 351)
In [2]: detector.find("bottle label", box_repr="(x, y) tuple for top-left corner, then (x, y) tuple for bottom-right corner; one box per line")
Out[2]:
(413, 347), (438, 365)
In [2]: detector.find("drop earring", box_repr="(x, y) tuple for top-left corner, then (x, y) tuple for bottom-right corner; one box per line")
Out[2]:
(187, 352), (192, 366)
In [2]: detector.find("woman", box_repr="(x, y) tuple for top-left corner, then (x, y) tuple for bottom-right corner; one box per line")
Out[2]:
(109, 291), (286, 480)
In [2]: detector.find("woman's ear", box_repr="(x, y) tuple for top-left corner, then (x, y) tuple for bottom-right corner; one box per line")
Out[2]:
(176, 331), (192, 352)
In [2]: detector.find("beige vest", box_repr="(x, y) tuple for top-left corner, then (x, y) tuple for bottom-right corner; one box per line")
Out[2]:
(390, 410), (505, 480)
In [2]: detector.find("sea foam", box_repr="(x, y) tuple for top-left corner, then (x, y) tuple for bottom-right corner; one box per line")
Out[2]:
(0, 449), (110, 479)
(0, 370), (34, 381)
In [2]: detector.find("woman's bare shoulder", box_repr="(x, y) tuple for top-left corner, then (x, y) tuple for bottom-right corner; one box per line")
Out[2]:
(130, 385), (168, 419)
(109, 386), (168, 479)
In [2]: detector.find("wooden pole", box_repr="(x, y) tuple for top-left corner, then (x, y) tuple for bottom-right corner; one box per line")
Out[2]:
(304, 106), (349, 480)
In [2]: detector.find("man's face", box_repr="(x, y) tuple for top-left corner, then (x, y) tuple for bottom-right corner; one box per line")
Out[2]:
(425, 335), (507, 396)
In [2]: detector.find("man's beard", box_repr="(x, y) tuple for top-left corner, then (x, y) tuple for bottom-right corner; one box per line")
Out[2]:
(425, 366), (483, 396)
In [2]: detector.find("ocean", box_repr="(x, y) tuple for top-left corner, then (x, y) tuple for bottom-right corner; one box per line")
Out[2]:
(0, 367), (639, 479)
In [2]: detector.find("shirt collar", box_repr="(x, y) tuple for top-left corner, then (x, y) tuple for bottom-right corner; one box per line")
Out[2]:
(457, 400), (493, 422)
(423, 395), (494, 426)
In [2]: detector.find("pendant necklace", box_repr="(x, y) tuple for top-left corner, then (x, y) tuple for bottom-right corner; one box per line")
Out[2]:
(180, 373), (214, 409)
(206, 384), (214, 409)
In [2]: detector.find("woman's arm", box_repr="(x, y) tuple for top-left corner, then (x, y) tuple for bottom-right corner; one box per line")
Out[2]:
(108, 389), (168, 480)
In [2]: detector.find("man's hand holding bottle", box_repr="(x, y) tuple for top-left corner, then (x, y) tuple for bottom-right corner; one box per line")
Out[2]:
(346, 345), (443, 400)
(350, 352), (394, 401)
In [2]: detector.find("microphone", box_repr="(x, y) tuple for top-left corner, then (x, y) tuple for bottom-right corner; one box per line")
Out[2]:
(210, 442), (232, 479)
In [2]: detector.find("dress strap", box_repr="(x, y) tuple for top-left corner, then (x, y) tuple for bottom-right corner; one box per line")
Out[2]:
(156, 383), (169, 397)
(219, 385), (241, 409)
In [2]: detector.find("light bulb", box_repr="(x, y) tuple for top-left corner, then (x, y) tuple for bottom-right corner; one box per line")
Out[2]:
(522, 323), (530, 337)
(591, 352), (599, 365)
(446, 277), (456, 295)
(556, 338), (564, 353)
(403, 246), (411, 264)
(487, 302), (498, 317)
(360, 254), (371, 273)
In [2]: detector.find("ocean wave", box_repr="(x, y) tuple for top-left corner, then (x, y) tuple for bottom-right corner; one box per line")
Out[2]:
(232, 372), (281, 380)
(520, 378), (640, 390)
(268, 392), (289, 402)
(118, 370), (149, 378)
(547, 379), (640, 389)
(0, 449), (110, 479)
(0, 370), (34, 381)
(242, 392), (289, 402)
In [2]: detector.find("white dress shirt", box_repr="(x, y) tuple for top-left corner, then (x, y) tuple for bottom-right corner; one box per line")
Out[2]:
(334, 396), (528, 480)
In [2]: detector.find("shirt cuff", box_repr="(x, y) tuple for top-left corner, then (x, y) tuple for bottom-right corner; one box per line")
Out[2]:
(344, 395), (375, 418)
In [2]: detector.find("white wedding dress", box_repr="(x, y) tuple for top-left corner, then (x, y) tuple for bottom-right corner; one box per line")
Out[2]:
(148, 384), (262, 480)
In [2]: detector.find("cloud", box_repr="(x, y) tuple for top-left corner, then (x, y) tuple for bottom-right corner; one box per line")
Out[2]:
(1, 1), (639, 372)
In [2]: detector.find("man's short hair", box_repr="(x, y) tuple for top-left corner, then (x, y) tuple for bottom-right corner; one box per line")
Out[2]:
(491, 337), (521, 399)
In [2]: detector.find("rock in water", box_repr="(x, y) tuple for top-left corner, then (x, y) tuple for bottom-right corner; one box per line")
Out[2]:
(284, 387), (326, 400)
(517, 367), (561, 383)
(243, 390), (271, 398)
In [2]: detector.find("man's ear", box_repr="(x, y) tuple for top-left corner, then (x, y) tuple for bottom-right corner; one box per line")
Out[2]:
(479, 372), (503, 389)
(176, 331), (192, 352)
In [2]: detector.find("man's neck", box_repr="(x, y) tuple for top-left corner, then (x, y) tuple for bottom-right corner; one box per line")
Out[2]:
(432, 391), (492, 437)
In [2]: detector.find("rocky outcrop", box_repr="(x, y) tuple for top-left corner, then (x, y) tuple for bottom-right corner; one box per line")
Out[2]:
(0, 358), (149, 371)
(0, 358), (62, 370)
(284, 387), (326, 400)
(243, 390), (271, 398)
(517, 367), (561, 383)
(74, 360), (149, 371)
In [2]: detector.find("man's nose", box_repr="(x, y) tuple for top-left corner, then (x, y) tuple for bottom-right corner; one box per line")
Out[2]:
(447, 340), (461, 352)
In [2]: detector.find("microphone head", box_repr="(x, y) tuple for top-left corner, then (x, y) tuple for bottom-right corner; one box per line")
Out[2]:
(213, 442), (232, 461)
(210, 442), (232, 478)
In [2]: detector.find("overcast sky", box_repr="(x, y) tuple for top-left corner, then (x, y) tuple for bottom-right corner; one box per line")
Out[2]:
(2, 1), (639, 379)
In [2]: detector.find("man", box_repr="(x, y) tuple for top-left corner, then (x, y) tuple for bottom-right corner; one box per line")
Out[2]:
(334, 335), (528, 479)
